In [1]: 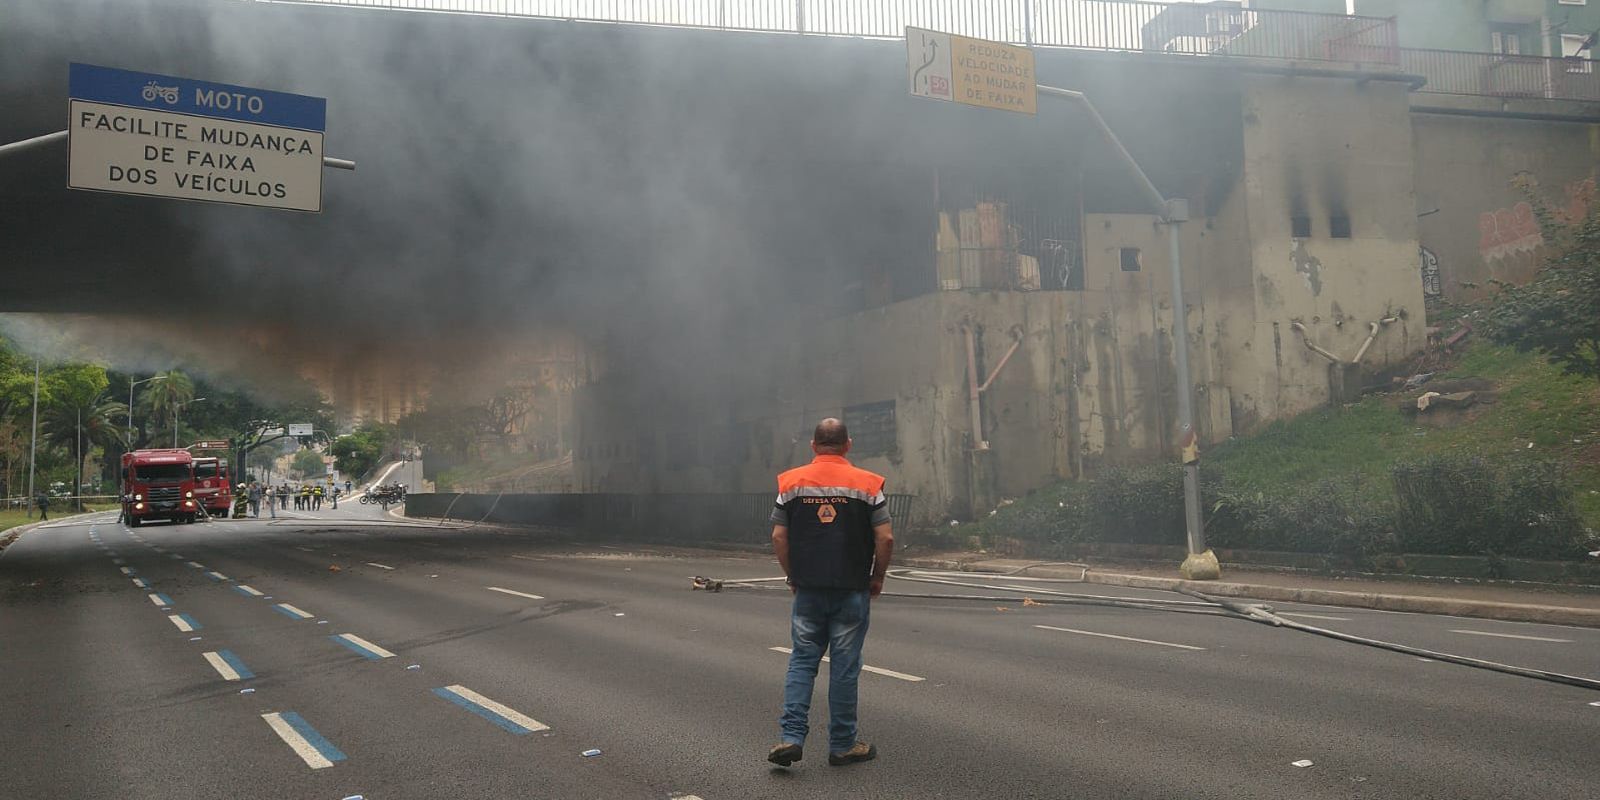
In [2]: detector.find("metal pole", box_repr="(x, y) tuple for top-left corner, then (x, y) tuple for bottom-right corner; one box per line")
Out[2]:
(0, 130), (66, 160)
(0, 130), (355, 171)
(1167, 211), (1205, 558)
(1035, 83), (1215, 577)
(76, 406), (82, 512)
(27, 358), (39, 519)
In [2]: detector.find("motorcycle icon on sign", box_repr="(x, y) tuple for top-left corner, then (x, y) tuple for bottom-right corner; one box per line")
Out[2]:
(140, 81), (180, 104)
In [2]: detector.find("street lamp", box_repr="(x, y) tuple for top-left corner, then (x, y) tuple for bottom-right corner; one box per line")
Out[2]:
(127, 375), (167, 449)
(174, 397), (208, 449)
(1036, 84), (1216, 580)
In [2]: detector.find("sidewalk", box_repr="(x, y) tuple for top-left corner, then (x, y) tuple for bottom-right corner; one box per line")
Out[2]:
(899, 553), (1600, 628)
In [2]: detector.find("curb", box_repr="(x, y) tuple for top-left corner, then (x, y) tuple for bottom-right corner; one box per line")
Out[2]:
(900, 557), (1600, 629)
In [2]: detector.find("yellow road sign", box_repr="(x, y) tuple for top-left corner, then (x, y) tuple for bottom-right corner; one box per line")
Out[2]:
(907, 27), (1036, 115)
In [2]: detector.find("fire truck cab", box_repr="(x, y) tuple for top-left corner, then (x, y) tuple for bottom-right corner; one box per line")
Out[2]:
(121, 449), (200, 526)
(192, 456), (232, 517)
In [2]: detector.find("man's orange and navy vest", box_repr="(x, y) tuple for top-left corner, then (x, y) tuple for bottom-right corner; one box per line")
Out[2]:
(770, 454), (891, 590)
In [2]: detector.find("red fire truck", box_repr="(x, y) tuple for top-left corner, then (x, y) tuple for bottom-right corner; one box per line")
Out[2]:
(121, 449), (200, 526)
(192, 456), (232, 517)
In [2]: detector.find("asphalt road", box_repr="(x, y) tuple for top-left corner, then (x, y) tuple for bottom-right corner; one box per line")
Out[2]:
(2, 503), (1597, 799)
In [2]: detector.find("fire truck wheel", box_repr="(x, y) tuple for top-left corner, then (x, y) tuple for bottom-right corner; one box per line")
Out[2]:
(128, 516), (141, 528)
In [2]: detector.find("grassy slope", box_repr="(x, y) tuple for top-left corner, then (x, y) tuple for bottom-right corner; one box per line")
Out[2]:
(1207, 343), (1600, 528)
(0, 505), (109, 533)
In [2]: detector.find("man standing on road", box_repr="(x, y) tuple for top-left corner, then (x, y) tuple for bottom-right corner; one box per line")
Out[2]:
(767, 418), (894, 769)
(34, 492), (49, 521)
(247, 482), (262, 518)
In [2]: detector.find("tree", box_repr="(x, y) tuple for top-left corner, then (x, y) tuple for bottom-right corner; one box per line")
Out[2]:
(139, 370), (194, 445)
(1482, 179), (1600, 384)
(41, 364), (119, 510)
(330, 422), (393, 479)
(290, 448), (327, 480)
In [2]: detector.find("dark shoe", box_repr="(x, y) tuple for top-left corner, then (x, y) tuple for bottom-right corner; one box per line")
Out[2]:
(828, 741), (876, 766)
(768, 742), (803, 767)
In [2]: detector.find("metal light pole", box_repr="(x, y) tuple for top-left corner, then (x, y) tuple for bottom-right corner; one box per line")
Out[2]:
(26, 358), (39, 519)
(127, 374), (167, 449)
(174, 397), (207, 449)
(1037, 84), (1218, 580)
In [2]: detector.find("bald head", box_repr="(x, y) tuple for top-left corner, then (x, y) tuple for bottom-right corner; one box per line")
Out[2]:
(812, 418), (850, 455)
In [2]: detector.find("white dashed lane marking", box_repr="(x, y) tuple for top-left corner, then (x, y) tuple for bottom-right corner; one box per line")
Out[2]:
(261, 712), (346, 770)
(485, 586), (544, 600)
(1034, 625), (1205, 651)
(768, 647), (925, 682)
(1449, 629), (1573, 643)
(365, 562), (395, 571)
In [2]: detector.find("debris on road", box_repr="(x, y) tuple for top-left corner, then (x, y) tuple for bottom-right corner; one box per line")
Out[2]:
(582, 749), (602, 758)
(328, 565), (342, 573)
(1022, 598), (1043, 607)
(1291, 759), (1314, 768)
(239, 688), (255, 694)
(691, 576), (723, 592)
(406, 664), (422, 670)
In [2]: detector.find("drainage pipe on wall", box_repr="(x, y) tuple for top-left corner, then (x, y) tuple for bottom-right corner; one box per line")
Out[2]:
(1290, 317), (1398, 365)
(963, 324), (1025, 452)
(1352, 317), (1399, 364)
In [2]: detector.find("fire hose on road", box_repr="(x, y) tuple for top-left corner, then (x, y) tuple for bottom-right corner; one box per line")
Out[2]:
(693, 564), (1600, 693)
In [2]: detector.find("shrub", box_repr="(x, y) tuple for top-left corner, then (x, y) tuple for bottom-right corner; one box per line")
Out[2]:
(1208, 476), (1395, 565)
(1391, 454), (1592, 559)
(1077, 464), (1186, 545)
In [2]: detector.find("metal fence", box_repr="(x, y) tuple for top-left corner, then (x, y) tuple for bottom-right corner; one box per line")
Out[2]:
(254, 0), (1399, 66)
(252, 0), (1600, 102)
(1403, 48), (1600, 103)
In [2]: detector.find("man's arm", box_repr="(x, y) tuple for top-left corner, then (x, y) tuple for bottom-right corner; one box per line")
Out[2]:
(869, 521), (894, 598)
(771, 524), (793, 593)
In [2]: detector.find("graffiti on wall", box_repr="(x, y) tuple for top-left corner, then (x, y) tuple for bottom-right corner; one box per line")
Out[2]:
(1478, 177), (1596, 264)
(1419, 246), (1441, 298)
(1478, 201), (1541, 263)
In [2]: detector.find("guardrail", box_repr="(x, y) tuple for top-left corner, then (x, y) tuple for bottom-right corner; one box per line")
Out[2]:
(1403, 48), (1600, 103)
(258, 0), (1399, 66)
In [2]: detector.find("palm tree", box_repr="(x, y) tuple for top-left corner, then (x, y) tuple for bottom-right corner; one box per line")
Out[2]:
(139, 370), (193, 447)
(43, 397), (127, 510)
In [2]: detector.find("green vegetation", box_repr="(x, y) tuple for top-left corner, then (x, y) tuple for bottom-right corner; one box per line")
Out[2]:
(1210, 342), (1600, 527)
(0, 504), (109, 534)
(970, 342), (1600, 563)
(330, 421), (394, 480)
(0, 333), (336, 502)
(1481, 178), (1600, 386)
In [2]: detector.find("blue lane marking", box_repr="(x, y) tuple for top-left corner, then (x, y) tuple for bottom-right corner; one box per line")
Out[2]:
(217, 649), (255, 680)
(329, 635), (385, 661)
(175, 613), (202, 630)
(231, 585), (256, 598)
(431, 687), (535, 735)
(278, 711), (347, 764)
(153, 593), (174, 605)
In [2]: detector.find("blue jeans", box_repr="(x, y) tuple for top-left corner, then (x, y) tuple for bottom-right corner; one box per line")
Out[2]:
(779, 588), (871, 753)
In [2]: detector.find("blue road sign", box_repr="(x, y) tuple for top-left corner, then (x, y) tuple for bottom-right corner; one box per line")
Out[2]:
(69, 63), (325, 132)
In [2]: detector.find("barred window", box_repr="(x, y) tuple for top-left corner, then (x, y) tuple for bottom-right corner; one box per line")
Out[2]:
(844, 400), (898, 459)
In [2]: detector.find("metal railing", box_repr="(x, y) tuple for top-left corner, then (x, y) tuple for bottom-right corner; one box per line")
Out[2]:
(1403, 48), (1600, 103)
(251, 0), (1600, 102)
(252, 0), (1399, 66)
